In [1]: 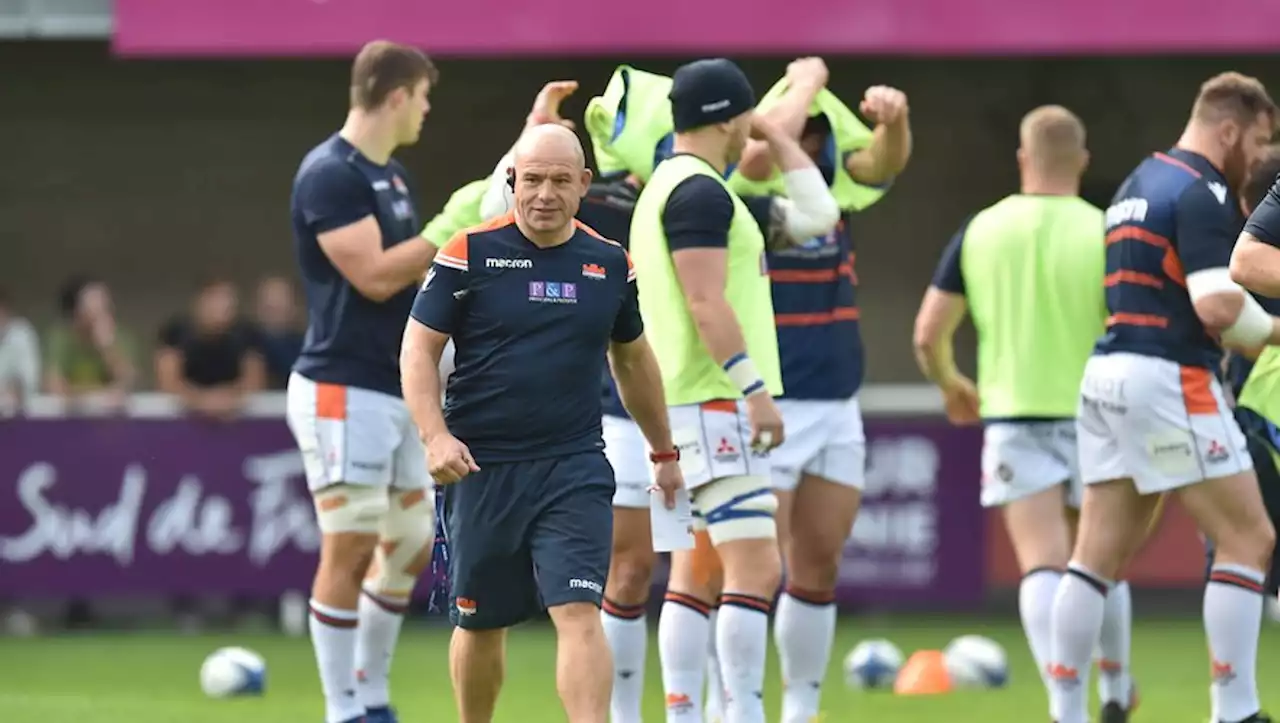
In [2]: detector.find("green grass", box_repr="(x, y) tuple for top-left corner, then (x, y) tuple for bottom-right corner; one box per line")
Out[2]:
(0, 616), (1276, 722)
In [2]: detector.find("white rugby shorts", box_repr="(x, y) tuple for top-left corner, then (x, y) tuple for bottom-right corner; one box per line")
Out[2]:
(980, 420), (1081, 508)
(604, 414), (652, 509)
(770, 396), (866, 491)
(668, 400), (772, 491)
(1077, 352), (1251, 494)
(285, 372), (430, 492)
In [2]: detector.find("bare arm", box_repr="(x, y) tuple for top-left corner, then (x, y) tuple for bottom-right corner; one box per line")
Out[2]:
(237, 350), (267, 393)
(318, 219), (438, 303)
(912, 288), (968, 386)
(608, 334), (674, 453)
(1231, 232), (1280, 298)
(154, 347), (193, 397)
(845, 117), (913, 186)
(672, 248), (752, 366)
(736, 58), (829, 181)
(401, 319), (450, 443)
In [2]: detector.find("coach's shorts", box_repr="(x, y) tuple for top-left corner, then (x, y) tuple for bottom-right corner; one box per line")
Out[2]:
(1077, 353), (1251, 494)
(443, 451), (614, 630)
(604, 414), (651, 509)
(771, 396), (866, 492)
(980, 420), (1081, 508)
(285, 372), (429, 492)
(668, 400), (771, 492)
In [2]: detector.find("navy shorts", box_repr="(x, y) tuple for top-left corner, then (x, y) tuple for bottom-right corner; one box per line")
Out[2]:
(443, 451), (615, 630)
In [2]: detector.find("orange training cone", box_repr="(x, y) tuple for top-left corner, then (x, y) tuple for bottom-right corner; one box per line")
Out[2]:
(893, 649), (952, 695)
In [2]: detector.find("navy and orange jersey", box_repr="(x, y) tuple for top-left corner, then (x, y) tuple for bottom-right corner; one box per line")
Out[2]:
(290, 133), (423, 397)
(410, 213), (643, 464)
(745, 199), (862, 400)
(1096, 148), (1244, 369)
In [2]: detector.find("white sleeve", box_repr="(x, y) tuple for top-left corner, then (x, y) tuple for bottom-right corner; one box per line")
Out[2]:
(478, 151), (516, 222)
(771, 168), (841, 240)
(1187, 267), (1273, 347)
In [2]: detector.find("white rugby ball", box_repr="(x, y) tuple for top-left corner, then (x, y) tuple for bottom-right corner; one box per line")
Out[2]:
(943, 634), (1008, 688)
(200, 646), (267, 698)
(843, 638), (904, 689)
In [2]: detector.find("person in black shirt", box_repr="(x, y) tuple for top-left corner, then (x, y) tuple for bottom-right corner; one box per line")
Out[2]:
(401, 124), (681, 723)
(155, 278), (265, 419)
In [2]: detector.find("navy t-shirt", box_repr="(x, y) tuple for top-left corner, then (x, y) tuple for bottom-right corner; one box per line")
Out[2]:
(289, 133), (424, 397)
(1096, 148), (1241, 369)
(410, 215), (643, 463)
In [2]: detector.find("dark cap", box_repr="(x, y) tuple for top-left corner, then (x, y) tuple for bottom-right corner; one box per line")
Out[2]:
(669, 58), (756, 133)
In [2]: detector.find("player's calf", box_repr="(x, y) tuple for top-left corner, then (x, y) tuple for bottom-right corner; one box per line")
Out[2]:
(357, 487), (434, 718)
(549, 601), (613, 723)
(775, 475), (861, 723)
(450, 626), (507, 723)
(1179, 471), (1275, 723)
(311, 484), (388, 723)
(1048, 479), (1155, 723)
(699, 475), (782, 723)
(602, 507), (654, 723)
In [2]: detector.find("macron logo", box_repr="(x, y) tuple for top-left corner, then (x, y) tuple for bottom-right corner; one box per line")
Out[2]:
(486, 258), (533, 269)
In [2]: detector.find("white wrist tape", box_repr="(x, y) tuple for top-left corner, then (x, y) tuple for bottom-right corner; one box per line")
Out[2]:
(723, 353), (767, 397)
(776, 168), (841, 240)
(1187, 267), (1273, 347)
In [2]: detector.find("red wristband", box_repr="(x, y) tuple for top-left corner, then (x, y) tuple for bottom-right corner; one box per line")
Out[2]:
(649, 449), (680, 463)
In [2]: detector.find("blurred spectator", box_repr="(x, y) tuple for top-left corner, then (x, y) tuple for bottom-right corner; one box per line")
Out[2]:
(44, 276), (138, 411)
(0, 289), (40, 415)
(252, 276), (304, 389)
(155, 279), (266, 419)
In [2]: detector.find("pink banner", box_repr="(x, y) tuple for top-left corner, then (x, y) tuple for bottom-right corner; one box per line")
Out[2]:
(114, 0), (1280, 57)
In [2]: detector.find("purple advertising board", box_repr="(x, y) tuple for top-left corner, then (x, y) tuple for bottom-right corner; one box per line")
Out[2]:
(114, 0), (1280, 58)
(0, 418), (982, 608)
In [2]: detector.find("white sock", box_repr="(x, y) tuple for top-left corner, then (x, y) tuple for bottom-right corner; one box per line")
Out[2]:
(774, 588), (837, 723)
(355, 588), (407, 710)
(659, 593), (711, 723)
(1019, 567), (1063, 719)
(705, 607), (724, 723)
(1206, 564), (1265, 723)
(1048, 565), (1110, 723)
(718, 593), (771, 723)
(602, 599), (649, 723)
(309, 599), (364, 723)
(1097, 580), (1133, 707)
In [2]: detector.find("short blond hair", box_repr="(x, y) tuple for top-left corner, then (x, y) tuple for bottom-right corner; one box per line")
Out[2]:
(1192, 72), (1276, 129)
(1019, 105), (1087, 172)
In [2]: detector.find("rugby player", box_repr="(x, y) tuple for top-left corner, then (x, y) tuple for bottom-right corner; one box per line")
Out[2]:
(401, 124), (683, 723)
(627, 58), (793, 723)
(1223, 148), (1280, 620)
(914, 106), (1139, 723)
(1047, 73), (1279, 723)
(287, 41), (440, 723)
(730, 58), (912, 723)
(475, 69), (841, 723)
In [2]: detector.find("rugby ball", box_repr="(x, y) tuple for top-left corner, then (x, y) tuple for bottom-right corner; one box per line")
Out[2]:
(843, 638), (904, 689)
(200, 646), (267, 698)
(943, 635), (1008, 688)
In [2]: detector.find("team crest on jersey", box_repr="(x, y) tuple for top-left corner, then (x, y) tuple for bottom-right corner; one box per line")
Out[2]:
(392, 175), (409, 195)
(799, 228), (840, 251)
(582, 263), (607, 280)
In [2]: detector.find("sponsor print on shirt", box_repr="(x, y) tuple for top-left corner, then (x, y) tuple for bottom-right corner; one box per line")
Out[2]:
(528, 281), (578, 304)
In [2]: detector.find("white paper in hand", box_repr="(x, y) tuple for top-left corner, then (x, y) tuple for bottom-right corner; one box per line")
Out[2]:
(649, 486), (695, 552)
